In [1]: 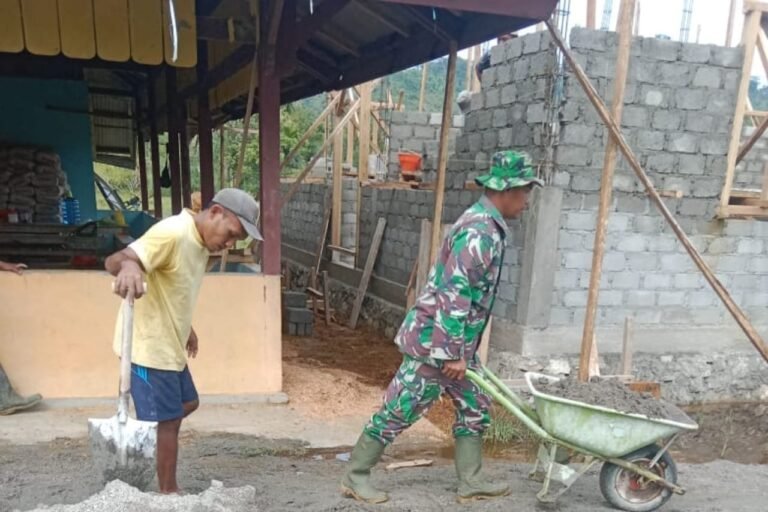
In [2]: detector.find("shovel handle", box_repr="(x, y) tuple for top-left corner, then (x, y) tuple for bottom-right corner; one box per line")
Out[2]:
(117, 299), (133, 422)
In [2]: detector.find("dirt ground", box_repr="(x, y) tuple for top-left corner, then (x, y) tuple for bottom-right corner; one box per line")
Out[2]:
(1, 321), (767, 511)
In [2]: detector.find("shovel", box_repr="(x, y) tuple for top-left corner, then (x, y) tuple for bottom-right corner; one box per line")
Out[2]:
(88, 298), (157, 489)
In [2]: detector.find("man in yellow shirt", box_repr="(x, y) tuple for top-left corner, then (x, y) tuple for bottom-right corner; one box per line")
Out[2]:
(106, 188), (261, 493)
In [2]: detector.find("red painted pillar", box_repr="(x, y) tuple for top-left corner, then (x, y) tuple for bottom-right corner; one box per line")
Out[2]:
(197, 42), (215, 206)
(259, 2), (281, 276)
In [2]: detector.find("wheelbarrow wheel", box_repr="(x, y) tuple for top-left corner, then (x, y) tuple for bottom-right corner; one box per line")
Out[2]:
(599, 444), (678, 512)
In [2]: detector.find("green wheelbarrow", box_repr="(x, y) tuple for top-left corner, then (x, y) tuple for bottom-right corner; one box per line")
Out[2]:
(466, 368), (699, 512)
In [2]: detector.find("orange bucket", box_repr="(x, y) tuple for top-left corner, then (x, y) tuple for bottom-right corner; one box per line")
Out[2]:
(398, 152), (422, 172)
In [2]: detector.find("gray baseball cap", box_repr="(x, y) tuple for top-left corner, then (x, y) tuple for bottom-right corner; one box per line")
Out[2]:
(211, 188), (263, 240)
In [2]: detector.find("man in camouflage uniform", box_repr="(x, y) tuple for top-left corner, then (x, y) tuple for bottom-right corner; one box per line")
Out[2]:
(341, 150), (543, 504)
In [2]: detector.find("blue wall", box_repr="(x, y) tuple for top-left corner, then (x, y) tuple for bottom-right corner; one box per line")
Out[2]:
(0, 78), (96, 219)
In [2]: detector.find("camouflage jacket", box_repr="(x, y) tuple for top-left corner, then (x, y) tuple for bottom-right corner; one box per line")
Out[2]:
(395, 196), (508, 366)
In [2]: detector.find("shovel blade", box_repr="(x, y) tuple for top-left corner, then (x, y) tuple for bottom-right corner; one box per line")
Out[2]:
(88, 415), (157, 490)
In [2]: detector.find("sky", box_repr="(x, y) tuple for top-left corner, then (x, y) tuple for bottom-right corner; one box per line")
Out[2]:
(465, 1), (764, 80)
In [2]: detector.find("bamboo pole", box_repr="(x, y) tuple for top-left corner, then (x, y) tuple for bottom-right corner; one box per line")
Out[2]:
(726, 0), (738, 47)
(587, 0), (597, 29)
(418, 63), (429, 112)
(545, 19), (768, 364)
(332, 103), (343, 246)
(720, 10), (761, 214)
(234, 50), (258, 188)
(579, 0), (636, 382)
(282, 98), (361, 207)
(280, 92), (343, 172)
(429, 41), (458, 265)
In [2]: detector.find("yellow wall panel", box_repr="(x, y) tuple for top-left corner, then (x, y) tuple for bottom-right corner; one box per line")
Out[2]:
(128, 0), (163, 65)
(0, 1), (25, 53)
(94, 0), (130, 62)
(58, 0), (96, 59)
(22, 0), (61, 56)
(162, 0), (197, 68)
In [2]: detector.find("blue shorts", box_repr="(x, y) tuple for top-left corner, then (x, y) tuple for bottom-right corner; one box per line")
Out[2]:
(130, 364), (199, 422)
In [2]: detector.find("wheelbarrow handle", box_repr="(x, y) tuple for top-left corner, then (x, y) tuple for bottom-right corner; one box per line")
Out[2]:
(117, 299), (133, 423)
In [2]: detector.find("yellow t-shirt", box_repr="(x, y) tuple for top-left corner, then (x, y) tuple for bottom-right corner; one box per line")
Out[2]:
(112, 210), (209, 371)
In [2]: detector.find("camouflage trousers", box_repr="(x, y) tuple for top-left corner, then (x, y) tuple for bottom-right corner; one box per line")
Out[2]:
(364, 356), (491, 445)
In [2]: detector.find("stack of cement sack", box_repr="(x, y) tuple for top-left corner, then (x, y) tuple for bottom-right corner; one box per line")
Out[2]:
(0, 143), (69, 223)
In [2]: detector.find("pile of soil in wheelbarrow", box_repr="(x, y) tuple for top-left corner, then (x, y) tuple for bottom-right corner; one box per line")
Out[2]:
(538, 377), (687, 421)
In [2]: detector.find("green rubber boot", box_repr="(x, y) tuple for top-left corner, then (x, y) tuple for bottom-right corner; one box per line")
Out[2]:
(340, 433), (389, 504)
(0, 364), (42, 415)
(454, 435), (510, 504)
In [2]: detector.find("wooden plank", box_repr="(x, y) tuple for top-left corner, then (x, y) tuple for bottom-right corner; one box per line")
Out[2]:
(348, 217), (387, 329)
(621, 316), (634, 376)
(281, 92), (342, 172)
(22, 0), (61, 56)
(282, 98), (361, 206)
(738, 116), (768, 164)
(162, 0), (197, 67)
(429, 40), (457, 266)
(328, 245), (356, 255)
(358, 82), (372, 183)
(580, 0), (635, 382)
(762, 163), (768, 201)
(346, 121), (355, 164)
(94, 0), (131, 62)
(418, 63), (428, 111)
(547, 18), (768, 364)
(322, 271), (332, 326)
(386, 459), (433, 471)
(0, 0), (24, 53)
(757, 29), (768, 77)
(332, 104), (344, 246)
(416, 219), (432, 296)
(745, 110), (768, 117)
(58, 0), (96, 59)
(743, 1), (768, 14)
(128, 0), (164, 65)
(721, 10), (761, 212)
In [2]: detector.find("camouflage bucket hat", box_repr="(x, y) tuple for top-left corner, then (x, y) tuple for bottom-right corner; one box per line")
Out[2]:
(475, 150), (544, 191)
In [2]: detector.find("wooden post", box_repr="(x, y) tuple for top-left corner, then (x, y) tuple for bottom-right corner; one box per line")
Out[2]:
(429, 41), (458, 265)
(148, 76), (162, 217)
(134, 94), (149, 211)
(179, 102), (192, 208)
(235, 50), (259, 188)
(280, 92), (343, 172)
(197, 42), (215, 206)
(720, 9), (761, 216)
(758, 29), (768, 75)
(762, 163), (768, 201)
(358, 82), (372, 184)
(465, 45), (475, 91)
(633, 1), (641, 36)
(259, 17), (281, 276)
(219, 128), (226, 189)
(418, 63), (429, 112)
(349, 217), (387, 329)
(346, 122), (354, 164)
(322, 270), (332, 325)
(546, 19), (768, 364)
(621, 316), (634, 376)
(470, 45), (482, 93)
(166, 67), (182, 214)
(737, 115), (768, 164)
(579, 0), (635, 382)
(726, 0), (738, 47)
(332, 105), (343, 247)
(587, 0), (597, 29)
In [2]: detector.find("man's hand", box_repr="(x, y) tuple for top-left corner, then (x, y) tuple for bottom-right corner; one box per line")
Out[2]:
(113, 260), (145, 302)
(186, 329), (199, 358)
(442, 358), (467, 380)
(0, 261), (27, 275)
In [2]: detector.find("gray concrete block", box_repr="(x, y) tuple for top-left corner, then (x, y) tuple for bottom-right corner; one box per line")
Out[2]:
(513, 57), (530, 81)
(643, 38), (681, 61)
(482, 131), (498, 150)
(570, 27), (607, 51)
(675, 273), (702, 289)
(681, 43), (711, 63)
(523, 32), (542, 54)
(477, 110), (493, 130)
(750, 257), (768, 272)
(553, 170), (571, 187)
(661, 254), (693, 272)
(563, 290), (588, 307)
(453, 115), (465, 128)
(627, 290), (656, 306)
(706, 90), (734, 113)
(617, 234), (647, 252)
(429, 113), (442, 126)
(530, 52), (553, 75)
(710, 46), (743, 68)
(692, 67), (722, 88)
(603, 252), (626, 271)
(495, 64), (511, 85)
(667, 133), (698, 154)
(468, 133), (482, 153)
(737, 238), (763, 254)
(406, 112), (429, 124)
(492, 108), (508, 128)
(485, 88), (501, 109)
(607, 214), (630, 232)
(699, 137), (728, 155)
(507, 37), (523, 59)
(643, 273), (671, 289)
(527, 102), (546, 123)
(685, 112), (715, 133)
(677, 154), (706, 175)
(414, 125), (437, 139)
(566, 211), (597, 231)
(658, 291), (686, 306)
(637, 130), (666, 150)
(390, 124), (413, 139)
(498, 128), (513, 147)
(611, 270), (641, 290)
(708, 237), (735, 254)
(561, 125), (595, 146)
(717, 255), (750, 272)
(470, 92), (484, 111)
(652, 110), (681, 130)
(723, 69), (740, 92)
(675, 88), (707, 110)
(500, 84), (517, 105)
(490, 44), (505, 66)
(634, 215), (661, 233)
(557, 146), (590, 166)
(598, 291), (624, 307)
(284, 307), (314, 323)
(564, 251), (593, 269)
(642, 88), (667, 107)
(627, 253), (659, 271)
(646, 152), (677, 173)
(618, 106), (646, 128)
(659, 62), (691, 86)
(571, 174), (600, 192)
(512, 124), (533, 146)
(723, 220), (753, 236)
(391, 111), (407, 124)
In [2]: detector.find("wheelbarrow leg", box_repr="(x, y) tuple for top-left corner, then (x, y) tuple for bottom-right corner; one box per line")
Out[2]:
(535, 444), (600, 504)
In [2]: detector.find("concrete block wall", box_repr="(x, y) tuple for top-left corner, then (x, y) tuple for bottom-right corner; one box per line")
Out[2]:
(387, 111), (464, 182)
(735, 123), (768, 189)
(280, 183), (327, 252)
(549, 29), (768, 331)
